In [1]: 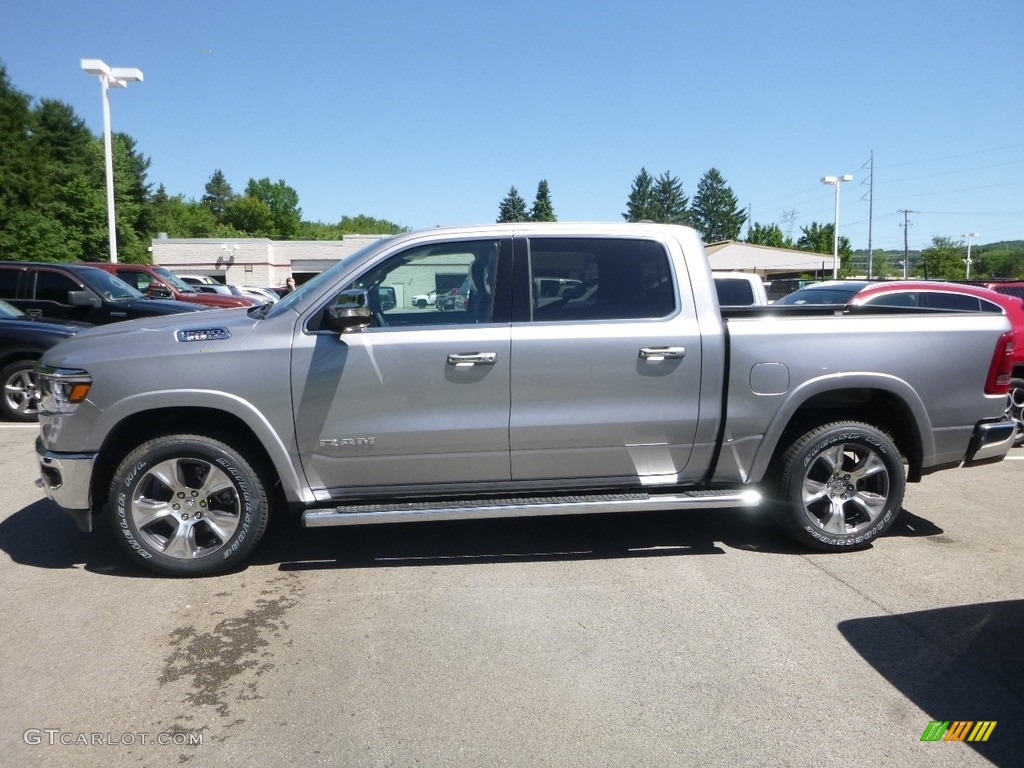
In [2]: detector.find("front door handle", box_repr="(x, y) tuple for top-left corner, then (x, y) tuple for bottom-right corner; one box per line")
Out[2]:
(639, 346), (685, 361)
(446, 352), (497, 367)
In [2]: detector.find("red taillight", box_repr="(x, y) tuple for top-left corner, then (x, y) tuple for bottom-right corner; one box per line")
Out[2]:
(985, 331), (1015, 395)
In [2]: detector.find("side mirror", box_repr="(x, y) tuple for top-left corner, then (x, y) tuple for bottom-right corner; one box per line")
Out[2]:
(67, 290), (101, 308)
(325, 289), (372, 333)
(147, 284), (172, 300)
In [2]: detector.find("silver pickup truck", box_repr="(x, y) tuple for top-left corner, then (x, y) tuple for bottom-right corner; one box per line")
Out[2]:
(34, 223), (1017, 576)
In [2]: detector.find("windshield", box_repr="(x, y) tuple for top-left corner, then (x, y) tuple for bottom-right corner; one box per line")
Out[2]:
(153, 265), (199, 294)
(0, 299), (25, 318)
(263, 237), (395, 319)
(77, 268), (145, 301)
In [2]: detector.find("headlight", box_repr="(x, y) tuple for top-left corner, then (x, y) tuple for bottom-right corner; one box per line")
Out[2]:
(36, 365), (92, 414)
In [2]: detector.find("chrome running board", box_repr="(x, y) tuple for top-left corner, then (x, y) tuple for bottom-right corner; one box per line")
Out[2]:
(302, 488), (762, 528)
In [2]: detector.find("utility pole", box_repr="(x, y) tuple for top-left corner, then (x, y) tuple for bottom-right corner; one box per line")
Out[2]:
(780, 209), (797, 243)
(861, 151), (874, 277)
(898, 209), (915, 279)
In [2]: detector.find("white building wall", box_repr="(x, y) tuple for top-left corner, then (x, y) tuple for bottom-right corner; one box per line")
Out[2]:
(150, 235), (386, 288)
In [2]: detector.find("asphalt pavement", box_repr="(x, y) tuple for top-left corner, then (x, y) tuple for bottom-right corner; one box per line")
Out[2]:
(0, 422), (1021, 768)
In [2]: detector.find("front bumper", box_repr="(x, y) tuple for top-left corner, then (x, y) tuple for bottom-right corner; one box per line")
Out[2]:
(36, 438), (97, 532)
(964, 418), (1016, 466)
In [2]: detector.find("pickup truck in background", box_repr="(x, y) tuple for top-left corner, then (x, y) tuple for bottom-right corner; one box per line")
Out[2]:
(0, 261), (205, 325)
(712, 271), (768, 306)
(87, 262), (259, 309)
(35, 223), (1016, 576)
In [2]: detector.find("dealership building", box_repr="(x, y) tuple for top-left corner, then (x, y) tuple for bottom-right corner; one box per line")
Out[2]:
(149, 234), (830, 291)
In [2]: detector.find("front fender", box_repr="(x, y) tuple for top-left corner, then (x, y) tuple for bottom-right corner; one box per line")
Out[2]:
(90, 389), (312, 505)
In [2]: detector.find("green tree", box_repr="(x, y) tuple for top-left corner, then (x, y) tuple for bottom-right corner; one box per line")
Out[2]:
(530, 179), (556, 222)
(622, 167), (656, 222)
(149, 188), (221, 240)
(866, 249), (895, 279)
(975, 246), (1024, 278)
(107, 134), (152, 262)
(202, 169), (234, 223)
(796, 221), (853, 274)
(223, 195), (275, 237)
(652, 171), (690, 224)
(0, 63), (36, 229)
(745, 222), (789, 248)
(917, 236), (966, 279)
(691, 168), (747, 242)
(242, 177), (302, 239)
(338, 214), (407, 234)
(0, 209), (81, 262)
(497, 186), (529, 223)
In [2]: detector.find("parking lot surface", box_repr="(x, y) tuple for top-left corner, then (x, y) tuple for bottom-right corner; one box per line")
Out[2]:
(0, 423), (1021, 767)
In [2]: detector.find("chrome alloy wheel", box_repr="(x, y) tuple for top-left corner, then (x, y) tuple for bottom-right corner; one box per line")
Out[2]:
(800, 442), (891, 537)
(3, 365), (39, 419)
(129, 457), (242, 560)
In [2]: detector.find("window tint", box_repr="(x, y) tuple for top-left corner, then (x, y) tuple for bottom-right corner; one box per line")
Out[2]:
(35, 271), (79, 304)
(342, 239), (500, 327)
(116, 269), (150, 292)
(863, 292), (919, 308)
(0, 268), (20, 300)
(921, 292), (982, 311)
(715, 278), (754, 306)
(528, 238), (675, 321)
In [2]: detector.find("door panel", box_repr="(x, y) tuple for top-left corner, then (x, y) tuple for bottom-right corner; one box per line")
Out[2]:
(292, 238), (513, 495)
(510, 237), (702, 485)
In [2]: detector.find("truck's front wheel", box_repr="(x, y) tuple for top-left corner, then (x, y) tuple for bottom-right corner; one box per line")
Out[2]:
(775, 422), (905, 551)
(108, 434), (269, 576)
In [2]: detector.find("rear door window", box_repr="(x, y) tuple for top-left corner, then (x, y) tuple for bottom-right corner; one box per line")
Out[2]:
(34, 271), (79, 305)
(526, 237), (675, 322)
(0, 268), (22, 300)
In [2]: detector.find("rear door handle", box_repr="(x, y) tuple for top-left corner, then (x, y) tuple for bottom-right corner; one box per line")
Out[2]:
(446, 352), (497, 367)
(639, 346), (685, 361)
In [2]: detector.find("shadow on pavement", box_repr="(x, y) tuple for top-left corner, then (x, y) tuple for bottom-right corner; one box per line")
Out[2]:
(0, 499), (949, 576)
(838, 600), (1024, 766)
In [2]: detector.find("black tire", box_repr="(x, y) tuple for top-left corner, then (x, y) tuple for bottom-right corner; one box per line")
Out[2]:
(108, 434), (270, 576)
(1, 359), (41, 422)
(1007, 378), (1024, 448)
(774, 421), (905, 551)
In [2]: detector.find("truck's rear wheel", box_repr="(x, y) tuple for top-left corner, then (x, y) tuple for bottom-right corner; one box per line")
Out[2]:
(108, 434), (269, 576)
(775, 421), (905, 551)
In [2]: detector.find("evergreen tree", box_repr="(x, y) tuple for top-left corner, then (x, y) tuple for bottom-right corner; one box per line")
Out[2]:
(0, 64), (36, 229)
(652, 171), (690, 224)
(622, 168), (656, 222)
(530, 180), (556, 222)
(202, 169), (234, 223)
(497, 186), (529, 223)
(691, 168), (747, 242)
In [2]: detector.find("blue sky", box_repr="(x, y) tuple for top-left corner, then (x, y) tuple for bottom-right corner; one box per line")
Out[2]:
(2, 0), (1023, 252)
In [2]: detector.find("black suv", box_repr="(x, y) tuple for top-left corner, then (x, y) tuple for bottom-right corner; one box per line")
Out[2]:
(0, 262), (205, 324)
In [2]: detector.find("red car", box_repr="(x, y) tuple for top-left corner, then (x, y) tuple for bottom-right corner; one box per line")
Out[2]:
(849, 281), (1024, 444)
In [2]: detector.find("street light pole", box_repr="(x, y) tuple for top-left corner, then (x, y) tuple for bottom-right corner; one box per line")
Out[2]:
(81, 59), (143, 264)
(963, 232), (979, 279)
(821, 175), (853, 279)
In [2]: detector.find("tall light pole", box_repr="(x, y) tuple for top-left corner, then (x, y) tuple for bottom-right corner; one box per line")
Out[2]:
(963, 232), (979, 279)
(81, 59), (143, 264)
(821, 174), (853, 279)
